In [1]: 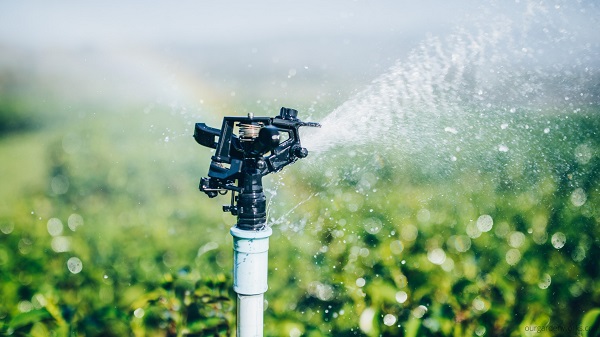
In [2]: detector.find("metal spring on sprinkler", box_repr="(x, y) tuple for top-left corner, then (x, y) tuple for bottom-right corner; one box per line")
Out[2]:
(238, 123), (262, 141)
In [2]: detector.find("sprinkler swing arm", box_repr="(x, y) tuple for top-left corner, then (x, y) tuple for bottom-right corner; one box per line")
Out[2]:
(194, 107), (319, 337)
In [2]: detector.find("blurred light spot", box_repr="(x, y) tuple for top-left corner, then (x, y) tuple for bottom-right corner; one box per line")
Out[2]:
(551, 232), (566, 249)
(444, 126), (458, 134)
(47, 218), (63, 236)
(441, 257), (455, 272)
(383, 314), (397, 326)
(570, 188), (587, 207)
(68, 213), (84, 231)
(18, 301), (33, 313)
(364, 218), (382, 234)
(423, 318), (440, 332)
(494, 221), (510, 238)
(476, 215), (493, 232)
(532, 230), (548, 245)
(359, 307), (375, 333)
(412, 305), (428, 318)
(32, 294), (47, 309)
(308, 281), (334, 301)
(417, 209), (430, 223)
(572, 246), (586, 262)
(538, 273), (551, 289)
(356, 277), (366, 287)
(395, 291), (408, 304)
(575, 144), (593, 164)
(67, 257), (83, 274)
(466, 222), (481, 239)
(0, 222), (14, 234)
(133, 308), (145, 318)
(51, 175), (69, 195)
(505, 248), (521, 265)
(51, 236), (71, 252)
(472, 297), (486, 312)
(289, 327), (302, 337)
(197, 242), (219, 257)
(454, 235), (471, 252)
(427, 248), (446, 265)
(498, 144), (509, 152)
(475, 326), (487, 336)
(401, 224), (418, 241)
(390, 240), (404, 255)
(62, 132), (81, 154)
(508, 231), (525, 248)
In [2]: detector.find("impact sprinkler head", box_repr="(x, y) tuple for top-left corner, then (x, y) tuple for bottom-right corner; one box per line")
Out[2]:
(194, 107), (321, 230)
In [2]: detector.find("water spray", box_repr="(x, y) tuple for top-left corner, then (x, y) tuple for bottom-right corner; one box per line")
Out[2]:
(194, 107), (320, 336)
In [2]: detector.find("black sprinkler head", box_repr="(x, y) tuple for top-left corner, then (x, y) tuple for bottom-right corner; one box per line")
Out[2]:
(194, 107), (320, 230)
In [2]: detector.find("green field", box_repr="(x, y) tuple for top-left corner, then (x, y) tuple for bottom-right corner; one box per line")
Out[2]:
(1, 80), (599, 337)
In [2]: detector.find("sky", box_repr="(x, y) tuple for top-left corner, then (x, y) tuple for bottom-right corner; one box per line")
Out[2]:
(1, 1), (598, 115)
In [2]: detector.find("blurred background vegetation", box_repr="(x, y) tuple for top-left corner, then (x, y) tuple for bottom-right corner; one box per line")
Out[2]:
(1, 1), (600, 337)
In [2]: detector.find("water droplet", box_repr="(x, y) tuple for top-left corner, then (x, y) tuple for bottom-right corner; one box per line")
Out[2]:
(0, 222), (14, 234)
(412, 305), (428, 318)
(395, 291), (408, 303)
(476, 215), (493, 232)
(417, 209), (431, 223)
(51, 175), (69, 195)
(390, 240), (404, 255)
(364, 218), (382, 234)
(570, 188), (587, 207)
(47, 218), (64, 237)
(444, 126), (458, 134)
(454, 235), (472, 252)
(133, 308), (145, 318)
(359, 308), (375, 333)
(401, 224), (418, 241)
(466, 222), (481, 239)
(551, 232), (566, 249)
(427, 248), (446, 265)
(574, 144), (593, 164)
(508, 231), (526, 248)
(472, 297), (486, 311)
(505, 248), (521, 265)
(67, 257), (83, 274)
(383, 314), (397, 326)
(68, 213), (84, 231)
(538, 273), (551, 289)
(51, 236), (71, 252)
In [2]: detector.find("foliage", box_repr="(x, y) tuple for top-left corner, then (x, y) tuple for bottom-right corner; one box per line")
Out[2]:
(0, 92), (599, 337)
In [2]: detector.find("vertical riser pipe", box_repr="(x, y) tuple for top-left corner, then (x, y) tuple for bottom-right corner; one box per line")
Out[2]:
(231, 226), (272, 337)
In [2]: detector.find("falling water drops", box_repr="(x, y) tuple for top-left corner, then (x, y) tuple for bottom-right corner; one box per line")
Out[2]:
(476, 215), (493, 232)
(67, 257), (83, 274)
(551, 232), (566, 249)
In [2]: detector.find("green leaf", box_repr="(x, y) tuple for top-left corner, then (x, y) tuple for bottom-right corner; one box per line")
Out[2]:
(581, 308), (600, 337)
(9, 309), (51, 330)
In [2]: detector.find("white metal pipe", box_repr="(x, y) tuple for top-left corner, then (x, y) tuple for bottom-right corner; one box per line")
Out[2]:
(230, 226), (272, 337)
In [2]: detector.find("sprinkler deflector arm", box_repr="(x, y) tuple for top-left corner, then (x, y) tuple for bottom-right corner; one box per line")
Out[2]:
(194, 107), (320, 230)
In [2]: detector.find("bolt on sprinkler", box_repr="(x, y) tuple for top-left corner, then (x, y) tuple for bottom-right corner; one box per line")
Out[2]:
(194, 107), (320, 337)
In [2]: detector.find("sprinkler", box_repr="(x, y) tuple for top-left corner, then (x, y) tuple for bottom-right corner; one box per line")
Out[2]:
(194, 107), (320, 337)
